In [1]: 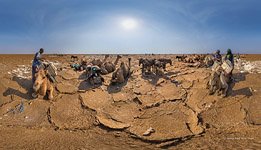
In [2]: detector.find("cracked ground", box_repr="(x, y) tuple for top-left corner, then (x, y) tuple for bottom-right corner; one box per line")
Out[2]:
(0, 54), (260, 149)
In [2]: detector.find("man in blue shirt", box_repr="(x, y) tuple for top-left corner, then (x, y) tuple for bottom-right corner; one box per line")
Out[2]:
(32, 48), (44, 83)
(213, 49), (222, 62)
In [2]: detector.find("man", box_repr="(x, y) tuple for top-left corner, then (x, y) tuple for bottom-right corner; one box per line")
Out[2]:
(32, 48), (44, 83)
(224, 49), (234, 81)
(213, 49), (222, 62)
(225, 49), (234, 66)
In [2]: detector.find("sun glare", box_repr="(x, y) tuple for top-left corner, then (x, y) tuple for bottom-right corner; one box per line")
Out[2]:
(121, 18), (138, 30)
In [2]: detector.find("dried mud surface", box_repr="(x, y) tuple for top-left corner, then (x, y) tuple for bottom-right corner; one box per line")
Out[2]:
(0, 54), (260, 149)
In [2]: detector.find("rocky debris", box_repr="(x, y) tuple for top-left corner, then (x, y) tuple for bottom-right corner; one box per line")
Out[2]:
(133, 81), (155, 95)
(201, 99), (246, 129)
(235, 59), (261, 73)
(143, 127), (155, 136)
(0, 100), (50, 127)
(181, 80), (194, 89)
(59, 69), (79, 80)
(96, 101), (142, 129)
(112, 90), (135, 102)
(247, 97), (261, 125)
(56, 82), (77, 94)
(128, 102), (203, 141)
(156, 82), (187, 101)
(49, 94), (95, 129)
(96, 111), (130, 129)
(186, 89), (219, 113)
(156, 78), (165, 86)
(9, 65), (31, 79)
(137, 91), (165, 108)
(79, 89), (112, 111)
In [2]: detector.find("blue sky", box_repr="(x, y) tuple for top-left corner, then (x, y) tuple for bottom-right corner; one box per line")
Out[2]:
(0, 0), (260, 54)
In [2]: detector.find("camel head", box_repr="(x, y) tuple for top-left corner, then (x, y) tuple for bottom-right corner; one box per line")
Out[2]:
(120, 62), (125, 67)
(33, 68), (48, 92)
(117, 55), (122, 59)
(138, 58), (143, 66)
(128, 58), (131, 68)
(166, 59), (172, 66)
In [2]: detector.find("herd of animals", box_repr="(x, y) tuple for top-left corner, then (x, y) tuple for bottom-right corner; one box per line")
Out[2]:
(31, 54), (233, 100)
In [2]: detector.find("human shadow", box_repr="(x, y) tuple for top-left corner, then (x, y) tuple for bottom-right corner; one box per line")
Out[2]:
(3, 76), (34, 100)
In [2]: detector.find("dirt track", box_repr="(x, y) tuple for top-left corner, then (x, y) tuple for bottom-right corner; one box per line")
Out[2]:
(0, 54), (260, 149)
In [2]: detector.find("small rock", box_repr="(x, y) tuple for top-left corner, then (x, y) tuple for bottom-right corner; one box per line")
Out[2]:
(24, 116), (29, 119)
(249, 87), (253, 92)
(143, 127), (155, 136)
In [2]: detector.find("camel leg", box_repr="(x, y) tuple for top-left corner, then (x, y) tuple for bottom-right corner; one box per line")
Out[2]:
(48, 85), (54, 100)
(141, 65), (145, 74)
(40, 83), (47, 97)
(222, 83), (228, 97)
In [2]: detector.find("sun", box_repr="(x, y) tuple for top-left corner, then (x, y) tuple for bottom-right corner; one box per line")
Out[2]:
(121, 18), (138, 30)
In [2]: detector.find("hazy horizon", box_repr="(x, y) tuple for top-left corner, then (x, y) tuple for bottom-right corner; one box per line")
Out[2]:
(1, 0), (261, 54)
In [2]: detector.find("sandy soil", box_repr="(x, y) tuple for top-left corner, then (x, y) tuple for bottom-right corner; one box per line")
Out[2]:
(0, 54), (260, 149)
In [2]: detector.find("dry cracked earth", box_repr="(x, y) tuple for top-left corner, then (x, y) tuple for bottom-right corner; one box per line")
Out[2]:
(0, 54), (260, 149)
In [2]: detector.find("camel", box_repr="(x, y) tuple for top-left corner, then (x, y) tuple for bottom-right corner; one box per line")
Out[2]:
(111, 58), (131, 84)
(176, 55), (187, 61)
(90, 55), (109, 67)
(71, 55), (78, 62)
(32, 68), (54, 100)
(206, 64), (230, 97)
(153, 59), (172, 75)
(204, 55), (214, 67)
(184, 56), (195, 63)
(139, 58), (155, 74)
(157, 58), (172, 71)
(100, 55), (122, 75)
(86, 65), (104, 85)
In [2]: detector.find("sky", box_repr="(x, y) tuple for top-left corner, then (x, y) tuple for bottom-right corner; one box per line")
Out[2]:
(0, 0), (260, 54)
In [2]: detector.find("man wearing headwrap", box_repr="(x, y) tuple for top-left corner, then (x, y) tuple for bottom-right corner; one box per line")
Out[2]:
(224, 49), (234, 80)
(225, 49), (234, 66)
(213, 49), (222, 62)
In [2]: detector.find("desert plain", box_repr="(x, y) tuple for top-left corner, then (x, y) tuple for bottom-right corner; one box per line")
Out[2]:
(0, 54), (260, 149)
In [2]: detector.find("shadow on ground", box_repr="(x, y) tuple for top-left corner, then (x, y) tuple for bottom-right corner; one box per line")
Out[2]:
(3, 76), (33, 100)
(229, 72), (252, 97)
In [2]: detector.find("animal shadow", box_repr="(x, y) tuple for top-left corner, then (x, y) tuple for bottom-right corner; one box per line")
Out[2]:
(3, 76), (34, 100)
(228, 72), (252, 97)
(78, 80), (102, 91)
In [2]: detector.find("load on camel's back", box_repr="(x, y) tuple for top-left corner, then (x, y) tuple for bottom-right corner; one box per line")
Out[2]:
(32, 62), (57, 100)
(206, 60), (233, 97)
(86, 65), (104, 85)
